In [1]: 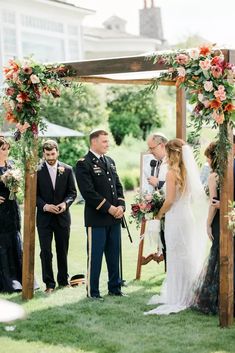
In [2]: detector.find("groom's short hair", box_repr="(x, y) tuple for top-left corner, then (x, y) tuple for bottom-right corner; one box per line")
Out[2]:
(42, 139), (58, 151)
(151, 133), (168, 145)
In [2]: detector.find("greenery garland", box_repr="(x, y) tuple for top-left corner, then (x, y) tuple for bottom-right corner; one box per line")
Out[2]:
(1, 58), (76, 170)
(148, 45), (235, 180)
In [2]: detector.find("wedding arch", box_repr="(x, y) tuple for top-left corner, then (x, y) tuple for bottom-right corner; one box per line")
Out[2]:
(2, 46), (235, 327)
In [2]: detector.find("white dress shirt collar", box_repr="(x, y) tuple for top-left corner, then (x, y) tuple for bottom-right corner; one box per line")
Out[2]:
(90, 149), (104, 160)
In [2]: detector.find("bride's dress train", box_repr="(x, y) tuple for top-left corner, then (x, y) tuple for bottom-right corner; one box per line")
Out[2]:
(144, 145), (208, 316)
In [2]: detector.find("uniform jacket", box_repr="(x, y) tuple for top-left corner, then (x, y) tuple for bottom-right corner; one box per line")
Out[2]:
(75, 151), (125, 227)
(36, 161), (77, 228)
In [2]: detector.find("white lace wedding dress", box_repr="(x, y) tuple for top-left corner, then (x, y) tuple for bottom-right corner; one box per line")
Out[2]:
(144, 145), (208, 315)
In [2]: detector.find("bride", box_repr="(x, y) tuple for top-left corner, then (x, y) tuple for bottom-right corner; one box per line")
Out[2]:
(145, 138), (208, 315)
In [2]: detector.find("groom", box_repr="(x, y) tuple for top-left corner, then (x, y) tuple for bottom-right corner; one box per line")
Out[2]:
(146, 132), (168, 269)
(36, 139), (77, 293)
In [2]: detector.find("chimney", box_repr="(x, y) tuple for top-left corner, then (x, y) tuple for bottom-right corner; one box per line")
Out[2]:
(139, 0), (164, 41)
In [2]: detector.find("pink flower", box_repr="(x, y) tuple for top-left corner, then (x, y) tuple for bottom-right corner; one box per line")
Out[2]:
(199, 59), (211, 71)
(214, 86), (226, 101)
(177, 67), (186, 77)
(203, 81), (213, 92)
(22, 66), (33, 75)
(189, 49), (199, 60)
(212, 110), (224, 125)
(203, 100), (210, 108)
(176, 54), (189, 65)
(16, 122), (30, 133)
(6, 87), (15, 96)
(30, 74), (40, 84)
(211, 65), (222, 78)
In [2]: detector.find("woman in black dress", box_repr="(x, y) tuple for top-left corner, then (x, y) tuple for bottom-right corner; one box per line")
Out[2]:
(192, 142), (219, 314)
(0, 136), (22, 292)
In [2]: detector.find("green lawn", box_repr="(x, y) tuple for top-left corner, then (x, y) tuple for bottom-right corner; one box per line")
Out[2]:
(0, 192), (235, 353)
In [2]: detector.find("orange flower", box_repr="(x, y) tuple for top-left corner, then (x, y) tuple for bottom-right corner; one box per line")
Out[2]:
(5, 111), (18, 123)
(224, 103), (235, 112)
(16, 92), (30, 103)
(176, 76), (185, 87)
(199, 45), (211, 56)
(210, 99), (222, 109)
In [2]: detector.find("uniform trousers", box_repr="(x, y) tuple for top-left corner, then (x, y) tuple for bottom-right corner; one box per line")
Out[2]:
(86, 223), (121, 297)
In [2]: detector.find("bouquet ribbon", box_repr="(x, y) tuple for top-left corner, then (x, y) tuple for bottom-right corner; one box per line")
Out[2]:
(140, 219), (163, 253)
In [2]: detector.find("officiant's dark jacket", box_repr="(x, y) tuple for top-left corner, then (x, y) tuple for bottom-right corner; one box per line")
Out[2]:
(36, 161), (77, 228)
(75, 151), (125, 227)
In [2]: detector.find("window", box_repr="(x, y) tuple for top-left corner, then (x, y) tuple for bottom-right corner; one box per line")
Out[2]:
(21, 15), (63, 33)
(2, 28), (17, 55)
(22, 32), (65, 62)
(1, 10), (15, 24)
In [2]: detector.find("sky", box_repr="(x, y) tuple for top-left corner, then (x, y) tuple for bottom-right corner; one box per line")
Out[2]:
(78, 0), (234, 48)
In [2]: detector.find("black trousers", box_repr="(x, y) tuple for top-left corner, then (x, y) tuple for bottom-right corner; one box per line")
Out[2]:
(37, 219), (70, 289)
(86, 223), (121, 297)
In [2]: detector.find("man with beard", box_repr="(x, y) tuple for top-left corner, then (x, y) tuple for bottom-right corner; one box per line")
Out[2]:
(36, 140), (77, 293)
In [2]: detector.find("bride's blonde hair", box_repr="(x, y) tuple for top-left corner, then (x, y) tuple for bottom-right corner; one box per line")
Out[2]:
(165, 138), (186, 192)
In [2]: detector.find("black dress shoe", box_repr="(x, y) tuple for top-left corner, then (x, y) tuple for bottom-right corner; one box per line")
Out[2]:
(108, 291), (129, 297)
(88, 295), (104, 301)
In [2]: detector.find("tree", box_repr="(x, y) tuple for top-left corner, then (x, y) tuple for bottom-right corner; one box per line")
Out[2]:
(41, 83), (106, 134)
(107, 86), (162, 145)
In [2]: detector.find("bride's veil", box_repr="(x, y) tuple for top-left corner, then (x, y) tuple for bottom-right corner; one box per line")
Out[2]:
(182, 145), (209, 275)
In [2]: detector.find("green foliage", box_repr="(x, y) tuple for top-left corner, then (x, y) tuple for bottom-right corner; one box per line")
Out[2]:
(107, 86), (162, 145)
(57, 137), (87, 168)
(41, 83), (107, 134)
(1, 201), (235, 353)
(121, 175), (136, 191)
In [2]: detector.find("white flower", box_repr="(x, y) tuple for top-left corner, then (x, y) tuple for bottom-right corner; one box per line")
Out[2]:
(189, 49), (199, 60)
(177, 67), (186, 77)
(58, 166), (65, 175)
(30, 74), (40, 84)
(198, 94), (204, 103)
(203, 81), (214, 92)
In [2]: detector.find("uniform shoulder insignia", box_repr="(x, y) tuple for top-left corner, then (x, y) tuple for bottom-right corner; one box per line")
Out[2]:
(78, 158), (85, 162)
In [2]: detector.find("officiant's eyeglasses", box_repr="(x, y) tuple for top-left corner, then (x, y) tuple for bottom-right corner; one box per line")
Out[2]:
(148, 143), (161, 152)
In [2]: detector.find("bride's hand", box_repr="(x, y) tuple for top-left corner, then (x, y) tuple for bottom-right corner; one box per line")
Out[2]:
(207, 225), (214, 241)
(155, 213), (162, 220)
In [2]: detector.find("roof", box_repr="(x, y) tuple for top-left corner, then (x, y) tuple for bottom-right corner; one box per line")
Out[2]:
(45, 0), (94, 13)
(83, 26), (159, 41)
(1, 119), (84, 138)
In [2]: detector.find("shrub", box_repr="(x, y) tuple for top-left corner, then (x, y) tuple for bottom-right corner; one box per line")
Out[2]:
(121, 175), (135, 191)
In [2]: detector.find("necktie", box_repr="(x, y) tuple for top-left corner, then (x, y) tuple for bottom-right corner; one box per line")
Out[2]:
(100, 156), (106, 168)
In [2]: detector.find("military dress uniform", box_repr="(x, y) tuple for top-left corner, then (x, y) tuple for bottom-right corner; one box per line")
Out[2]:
(75, 151), (125, 298)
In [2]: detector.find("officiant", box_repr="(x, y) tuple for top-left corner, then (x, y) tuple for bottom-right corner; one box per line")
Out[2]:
(146, 132), (168, 269)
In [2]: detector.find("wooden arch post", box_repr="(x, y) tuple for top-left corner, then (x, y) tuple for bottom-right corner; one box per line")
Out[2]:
(22, 144), (38, 300)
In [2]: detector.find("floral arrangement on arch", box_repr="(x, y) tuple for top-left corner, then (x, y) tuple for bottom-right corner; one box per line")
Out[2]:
(149, 44), (235, 179)
(130, 190), (165, 229)
(2, 57), (75, 167)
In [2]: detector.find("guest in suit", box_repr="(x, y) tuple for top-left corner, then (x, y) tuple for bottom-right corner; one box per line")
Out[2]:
(146, 132), (168, 268)
(75, 129), (126, 300)
(36, 140), (77, 293)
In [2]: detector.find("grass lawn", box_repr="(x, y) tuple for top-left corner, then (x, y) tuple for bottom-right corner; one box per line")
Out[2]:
(0, 192), (235, 353)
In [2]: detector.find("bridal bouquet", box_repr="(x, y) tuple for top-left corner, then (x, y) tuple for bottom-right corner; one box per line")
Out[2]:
(130, 190), (165, 228)
(1, 168), (22, 200)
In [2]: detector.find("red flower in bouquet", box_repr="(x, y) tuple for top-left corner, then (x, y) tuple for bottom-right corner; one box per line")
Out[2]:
(130, 190), (164, 228)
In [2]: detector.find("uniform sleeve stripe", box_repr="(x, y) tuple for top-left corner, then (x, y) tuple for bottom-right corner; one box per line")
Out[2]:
(96, 198), (106, 210)
(118, 198), (125, 201)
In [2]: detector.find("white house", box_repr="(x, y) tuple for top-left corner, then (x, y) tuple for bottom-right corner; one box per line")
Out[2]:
(0, 0), (93, 80)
